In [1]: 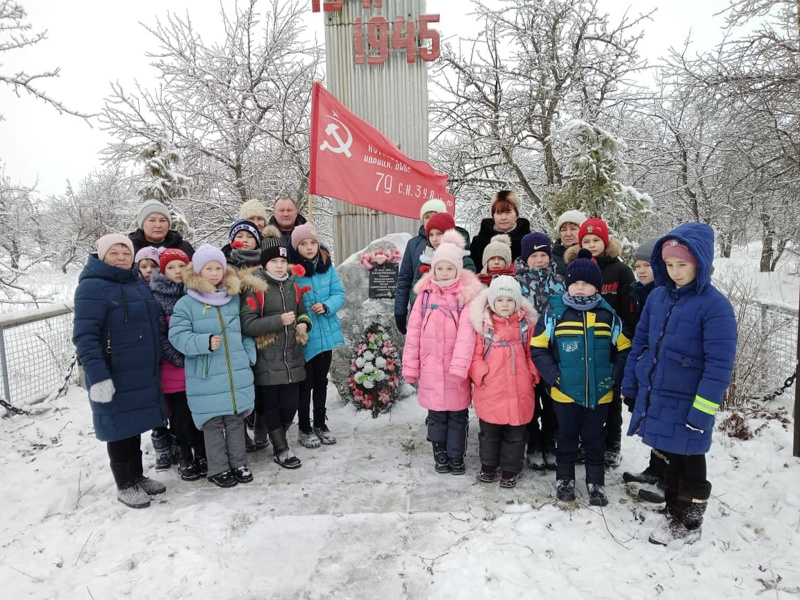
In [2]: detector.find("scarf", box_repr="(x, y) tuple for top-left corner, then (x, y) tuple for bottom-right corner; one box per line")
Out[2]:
(187, 288), (233, 306)
(562, 292), (602, 311)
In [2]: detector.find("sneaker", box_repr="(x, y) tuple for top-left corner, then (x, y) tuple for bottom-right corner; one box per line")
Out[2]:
(449, 459), (466, 476)
(117, 484), (150, 509)
(477, 465), (498, 483)
(556, 479), (576, 502)
(542, 451), (558, 471)
(274, 449), (302, 469)
(313, 425), (337, 445)
(649, 519), (701, 546)
(178, 460), (202, 482)
(622, 468), (660, 485)
(587, 483), (609, 506)
(526, 453), (546, 471)
(195, 457), (208, 477)
(208, 470), (238, 488)
(134, 476), (166, 496)
(234, 466), (253, 484)
(298, 429), (321, 449)
(499, 471), (518, 488)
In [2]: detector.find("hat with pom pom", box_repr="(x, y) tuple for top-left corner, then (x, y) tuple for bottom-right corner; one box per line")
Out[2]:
(482, 233), (512, 270)
(565, 248), (602, 291)
(431, 229), (465, 279)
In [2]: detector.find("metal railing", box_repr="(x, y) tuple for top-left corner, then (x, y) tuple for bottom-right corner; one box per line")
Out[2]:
(0, 303), (75, 410)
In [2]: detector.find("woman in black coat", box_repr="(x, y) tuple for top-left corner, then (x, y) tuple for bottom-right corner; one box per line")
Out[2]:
(470, 190), (531, 267)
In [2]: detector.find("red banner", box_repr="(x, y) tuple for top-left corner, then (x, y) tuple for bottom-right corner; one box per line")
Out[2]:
(309, 82), (455, 219)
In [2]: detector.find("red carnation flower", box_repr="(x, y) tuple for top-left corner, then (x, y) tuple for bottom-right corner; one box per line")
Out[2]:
(231, 240), (245, 249)
(291, 264), (306, 277)
(419, 265), (430, 274)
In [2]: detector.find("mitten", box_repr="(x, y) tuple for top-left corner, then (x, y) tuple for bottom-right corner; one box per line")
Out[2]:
(623, 396), (636, 413)
(394, 314), (407, 335)
(89, 379), (115, 404)
(295, 329), (309, 346)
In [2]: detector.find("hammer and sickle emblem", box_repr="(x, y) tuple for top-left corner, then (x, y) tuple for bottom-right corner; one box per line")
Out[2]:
(319, 114), (353, 158)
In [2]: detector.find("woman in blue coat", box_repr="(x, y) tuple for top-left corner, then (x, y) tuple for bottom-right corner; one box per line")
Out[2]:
(72, 234), (167, 509)
(622, 222), (737, 545)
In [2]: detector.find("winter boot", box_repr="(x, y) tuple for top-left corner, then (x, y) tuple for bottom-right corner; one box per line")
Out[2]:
(649, 480), (711, 545)
(587, 483), (609, 507)
(298, 428), (321, 449)
(178, 446), (202, 482)
(195, 456), (208, 478)
(208, 470), (238, 488)
(449, 458), (466, 476)
(269, 428), (302, 469)
(623, 468), (661, 486)
(499, 471), (518, 489)
(151, 430), (172, 471)
(604, 443), (622, 469)
(134, 475), (166, 496)
(253, 413), (269, 450)
(432, 443), (450, 474)
(234, 466), (254, 484)
(526, 452), (546, 471)
(556, 479), (576, 502)
(313, 424), (337, 445)
(117, 483), (151, 509)
(478, 464), (498, 483)
(542, 450), (558, 471)
(169, 433), (180, 465)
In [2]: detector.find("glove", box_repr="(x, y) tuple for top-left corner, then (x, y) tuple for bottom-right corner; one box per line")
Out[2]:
(685, 422), (704, 434)
(394, 313), (407, 335)
(89, 379), (115, 404)
(623, 396), (636, 413)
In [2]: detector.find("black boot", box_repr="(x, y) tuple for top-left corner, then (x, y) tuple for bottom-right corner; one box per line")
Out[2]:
(432, 442), (450, 473)
(269, 428), (301, 469)
(649, 480), (711, 545)
(178, 446), (202, 481)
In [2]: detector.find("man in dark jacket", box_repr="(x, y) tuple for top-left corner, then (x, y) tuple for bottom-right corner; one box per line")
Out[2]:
(268, 196), (307, 247)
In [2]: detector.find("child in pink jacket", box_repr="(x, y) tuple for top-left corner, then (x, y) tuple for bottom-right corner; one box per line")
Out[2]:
(403, 229), (482, 475)
(469, 276), (540, 488)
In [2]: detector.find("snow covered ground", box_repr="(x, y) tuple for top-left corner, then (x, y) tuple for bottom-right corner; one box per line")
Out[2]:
(2, 386), (799, 599)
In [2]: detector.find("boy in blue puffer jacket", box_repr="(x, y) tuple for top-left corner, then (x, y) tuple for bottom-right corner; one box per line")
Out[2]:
(290, 223), (346, 448)
(622, 223), (737, 545)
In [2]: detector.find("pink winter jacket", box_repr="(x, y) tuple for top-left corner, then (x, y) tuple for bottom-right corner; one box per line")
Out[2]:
(403, 270), (482, 411)
(160, 314), (186, 394)
(468, 289), (540, 426)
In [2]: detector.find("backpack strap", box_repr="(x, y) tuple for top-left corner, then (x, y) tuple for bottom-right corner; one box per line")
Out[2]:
(482, 327), (494, 360)
(420, 289), (432, 320)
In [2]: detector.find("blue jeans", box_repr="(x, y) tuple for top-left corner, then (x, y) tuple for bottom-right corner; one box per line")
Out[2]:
(553, 402), (609, 485)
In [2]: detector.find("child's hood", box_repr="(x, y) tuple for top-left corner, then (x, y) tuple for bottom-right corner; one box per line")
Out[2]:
(563, 237), (622, 264)
(469, 287), (537, 334)
(652, 222), (715, 292)
(182, 263), (241, 296)
(413, 268), (483, 304)
(149, 270), (184, 297)
(238, 266), (269, 294)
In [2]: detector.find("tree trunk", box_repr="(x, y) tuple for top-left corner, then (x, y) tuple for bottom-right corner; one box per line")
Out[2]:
(759, 211), (774, 272)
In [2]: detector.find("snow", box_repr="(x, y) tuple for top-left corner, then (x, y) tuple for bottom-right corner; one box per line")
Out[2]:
(2, 386), (799, 599)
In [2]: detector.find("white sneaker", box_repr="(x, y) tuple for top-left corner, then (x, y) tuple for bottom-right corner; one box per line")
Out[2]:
(298, 429), (321, 448)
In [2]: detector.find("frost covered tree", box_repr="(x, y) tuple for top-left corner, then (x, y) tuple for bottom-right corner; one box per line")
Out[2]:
(431, 0), (650, 228)
(100, 0), (321, 238)
(136, 137), (193, 240)
(546, 120), (652, 236)
(0, 1), (91, 120)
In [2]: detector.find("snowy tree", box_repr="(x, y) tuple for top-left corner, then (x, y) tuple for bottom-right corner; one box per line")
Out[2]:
(545, 119), (652, 236)
(0, 1), (91, 121)
(136, 137), (193, 240)
(100, 0), (321, 239)
(431, 0), (650, 228)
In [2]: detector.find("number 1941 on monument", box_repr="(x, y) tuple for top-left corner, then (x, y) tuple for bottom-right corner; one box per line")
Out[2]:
(354, 15), (441, 65)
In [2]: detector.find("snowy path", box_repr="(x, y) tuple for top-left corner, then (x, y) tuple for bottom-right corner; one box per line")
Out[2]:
(2, 389), (799, 599)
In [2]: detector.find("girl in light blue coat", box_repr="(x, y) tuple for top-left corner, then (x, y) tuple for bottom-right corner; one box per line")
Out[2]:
(290, 223), (346, 448)
(169, 244), (257, 488)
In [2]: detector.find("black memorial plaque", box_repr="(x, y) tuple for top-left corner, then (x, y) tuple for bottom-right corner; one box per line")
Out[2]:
(368, 262), (399, 299)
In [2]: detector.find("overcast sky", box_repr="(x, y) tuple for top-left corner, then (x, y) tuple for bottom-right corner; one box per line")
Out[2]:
(0, 0), (732, 197)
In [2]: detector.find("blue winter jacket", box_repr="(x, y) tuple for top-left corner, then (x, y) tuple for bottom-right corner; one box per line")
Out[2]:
(395, 226), (428, 316)
(168, 268), (256, 429)
(72, 254), (166, 442)
(289, 246), (346, 361)
(622, 223), (737, 455)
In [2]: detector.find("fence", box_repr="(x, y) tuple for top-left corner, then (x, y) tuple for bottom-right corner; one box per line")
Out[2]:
(0, 303), (75, 410)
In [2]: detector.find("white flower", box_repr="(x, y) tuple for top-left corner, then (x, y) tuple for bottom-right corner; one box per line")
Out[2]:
(373, 370), (385, 381)
(363, 379), (375, 389)
(362, 362), (375, 373)
(375, 357), (387, 369)
(355, 357), (365, 368)
(363, 351), (375, 361)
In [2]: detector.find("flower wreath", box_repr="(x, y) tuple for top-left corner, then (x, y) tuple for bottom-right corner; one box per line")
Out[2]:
(360, 249), (402, 270)
(346, 322), (402, 417)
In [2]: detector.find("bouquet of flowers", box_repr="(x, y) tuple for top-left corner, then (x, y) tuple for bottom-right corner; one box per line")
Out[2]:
(346, 322), (402, 418)
(360, 249), (402, 270)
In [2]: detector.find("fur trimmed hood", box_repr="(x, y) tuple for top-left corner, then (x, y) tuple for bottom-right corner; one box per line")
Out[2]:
(412, 268), (483, 306)
(182, 263), (241, 295)
(469, 287), (537, 334)
(564, 237), (622, 264)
